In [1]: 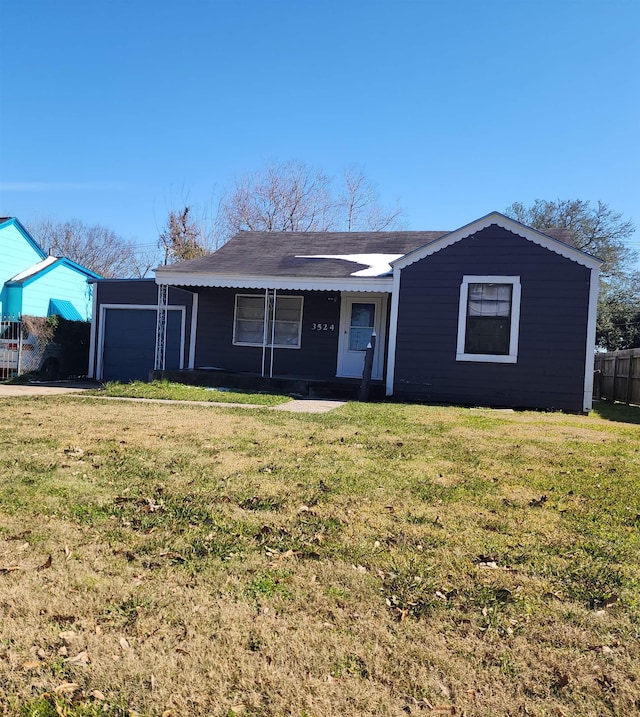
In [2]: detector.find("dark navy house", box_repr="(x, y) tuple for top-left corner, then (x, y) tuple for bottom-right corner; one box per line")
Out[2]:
(89, 213), (601, 412)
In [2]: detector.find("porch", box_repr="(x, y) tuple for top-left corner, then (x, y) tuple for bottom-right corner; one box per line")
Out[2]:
(151, 368), (386, 401)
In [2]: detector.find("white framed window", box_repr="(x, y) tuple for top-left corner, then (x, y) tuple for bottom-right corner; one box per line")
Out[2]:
(456, 276), (521, 363)
(233, 294), (303, 349)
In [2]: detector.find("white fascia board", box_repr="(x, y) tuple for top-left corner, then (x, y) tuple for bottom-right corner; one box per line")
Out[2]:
(188, 292), (199, 370)
(88, 281), (98, 378)
(583, 266), (600, 412)
(392, 212), (603, 271)
(154, 272), (393, 293)
(385, 267), (402, 396)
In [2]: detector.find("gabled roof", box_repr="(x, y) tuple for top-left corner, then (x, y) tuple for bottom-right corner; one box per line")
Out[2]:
(0, 217), (47, 259)
(155, 213), (602, 291)
(8, 256), (59, 283)
(6, 256), (101, 286)
(393, 212), (602, 271)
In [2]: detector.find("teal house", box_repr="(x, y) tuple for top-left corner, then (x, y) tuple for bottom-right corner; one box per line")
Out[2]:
(0, 217), (100, 320)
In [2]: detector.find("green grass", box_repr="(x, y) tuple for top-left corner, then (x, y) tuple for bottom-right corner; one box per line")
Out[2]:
(89, 379), (291, 406)
(0, 397), (639, 715)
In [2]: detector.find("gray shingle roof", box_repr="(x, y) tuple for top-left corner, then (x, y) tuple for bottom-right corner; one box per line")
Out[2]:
(159, 230), (449, 279)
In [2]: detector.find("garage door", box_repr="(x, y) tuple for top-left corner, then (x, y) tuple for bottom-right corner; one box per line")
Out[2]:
(101, 308), (183, 382)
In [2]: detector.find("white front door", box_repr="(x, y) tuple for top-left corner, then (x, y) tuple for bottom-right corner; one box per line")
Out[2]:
(337, 294), (386, 379)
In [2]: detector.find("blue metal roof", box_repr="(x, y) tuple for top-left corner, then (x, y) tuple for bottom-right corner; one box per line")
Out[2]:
(48, 298), (83, 321)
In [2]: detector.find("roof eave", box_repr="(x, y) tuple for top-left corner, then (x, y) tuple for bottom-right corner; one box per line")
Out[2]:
(154, 272), (393, 293)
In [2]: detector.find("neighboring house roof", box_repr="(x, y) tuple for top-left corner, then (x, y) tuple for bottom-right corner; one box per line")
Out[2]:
(6, 256), (101, 286)
(0, 217), (48, 259)
(155, 212), (601, 291)
(7, 256), (59, 283)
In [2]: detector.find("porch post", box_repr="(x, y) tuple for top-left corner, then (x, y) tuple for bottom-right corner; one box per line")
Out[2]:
(188, 292), (199, 369)
(269, 289), (277, 378)
(154, 283), (168, 371)
(261, 288), (269, 377)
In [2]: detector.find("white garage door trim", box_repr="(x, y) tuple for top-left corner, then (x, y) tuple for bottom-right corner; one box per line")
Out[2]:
(96, 304), (186, 381)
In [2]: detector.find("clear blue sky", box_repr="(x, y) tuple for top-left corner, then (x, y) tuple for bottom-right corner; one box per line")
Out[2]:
(1, 0), (638, 261)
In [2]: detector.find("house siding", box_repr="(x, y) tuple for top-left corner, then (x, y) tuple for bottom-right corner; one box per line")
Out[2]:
(0, 222), (46, 314)
(95, 280), (193, 313)
(92, 279), (194, 381)
(194, 288), (342, 378)
(393, 225), (592, 411)
(21, 263), (93, 320)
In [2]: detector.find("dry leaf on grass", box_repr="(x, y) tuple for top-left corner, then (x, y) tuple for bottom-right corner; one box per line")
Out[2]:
(54, 682), (81, 695)
(268, 549), (296, 567)
(37, 554), (52, 570)
(65, 650), (90, 665)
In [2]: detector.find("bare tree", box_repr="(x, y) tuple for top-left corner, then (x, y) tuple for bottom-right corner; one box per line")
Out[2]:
(129, 244), (163, 277)
(27, 218), (145, 278)
(215, 161), (335, 240)
(214, 160), (404, 244)
(159, 206), (207, 264)
(338, 165), (403, 232)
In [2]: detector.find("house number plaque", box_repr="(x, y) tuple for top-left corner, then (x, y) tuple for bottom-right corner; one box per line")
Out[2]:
(311, 323), (335, 331)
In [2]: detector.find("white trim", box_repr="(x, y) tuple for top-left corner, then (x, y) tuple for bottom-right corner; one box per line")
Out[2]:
(336, 293), (387, 379)
(232, 293), (304, 350)
(88, 283), (98, 379)
(155, 272), (393, 293)
(178, 307), (186, 370)
(583, 267), (600, 412)
(261, 288), (269, 375)
(269, 289), (277, 377)
(188, 292), (198, 369)
(456, 276), (521, 364)
(96, 303), (186, 381)
(385, 269), (402, 396)
(393, 212), (603, 272)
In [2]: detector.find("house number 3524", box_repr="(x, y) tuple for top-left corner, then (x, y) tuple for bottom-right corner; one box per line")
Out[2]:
(312, 323), (335, 331)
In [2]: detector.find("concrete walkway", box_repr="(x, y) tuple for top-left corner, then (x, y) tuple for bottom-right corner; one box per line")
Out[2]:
(0, 381), (347, 414)
(0, 380), (98, 396)
(271, 398), (346, 413)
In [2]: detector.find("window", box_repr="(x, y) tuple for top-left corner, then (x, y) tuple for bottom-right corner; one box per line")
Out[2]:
(456, 276), (521, 363)
(233, 294), (303, 349)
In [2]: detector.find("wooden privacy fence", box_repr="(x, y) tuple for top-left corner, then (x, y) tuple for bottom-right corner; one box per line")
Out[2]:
(594, 348), (640, 405)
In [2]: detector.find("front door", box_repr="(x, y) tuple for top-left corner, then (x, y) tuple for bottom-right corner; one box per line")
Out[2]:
(337, 294), (386, 379)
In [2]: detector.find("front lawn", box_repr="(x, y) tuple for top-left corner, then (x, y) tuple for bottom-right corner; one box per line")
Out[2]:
(0, 397), (638, 716)
(90, 379), (291, 406)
